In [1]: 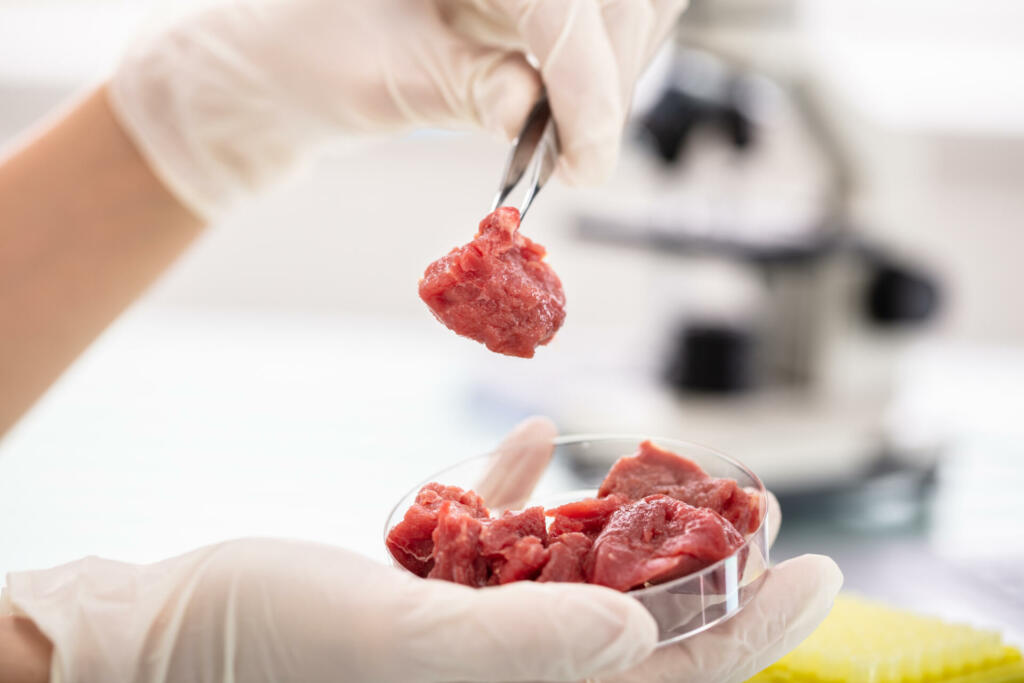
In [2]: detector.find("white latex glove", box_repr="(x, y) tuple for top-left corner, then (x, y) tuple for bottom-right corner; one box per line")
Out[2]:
(1, 418), (841, 683)
(109, 0), (690, 221)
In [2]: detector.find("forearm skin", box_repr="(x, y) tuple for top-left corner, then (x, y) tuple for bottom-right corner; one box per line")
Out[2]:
(0, 85), (203, 436)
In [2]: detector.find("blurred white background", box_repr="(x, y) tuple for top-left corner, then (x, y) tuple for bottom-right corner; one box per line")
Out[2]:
(1, 0), (1023, 639)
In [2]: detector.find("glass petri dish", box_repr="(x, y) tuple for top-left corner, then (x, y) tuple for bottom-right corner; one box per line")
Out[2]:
(383, 435), (769, 646)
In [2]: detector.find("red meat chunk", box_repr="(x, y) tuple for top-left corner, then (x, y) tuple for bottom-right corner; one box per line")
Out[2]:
(481, 507), (548, 556)
(490, 536), (550, 584)
(419, 207), (566, 358)
(589, 495), (745, 591)
(546, 496), (626, 538)
(386, 483), (489, 576)
(598, 440), (762, 534)
(481, 507), (550, 584)
(538, 532), (592, 583)
(427, 501), (489, 587)
(417, 483), (489, 516)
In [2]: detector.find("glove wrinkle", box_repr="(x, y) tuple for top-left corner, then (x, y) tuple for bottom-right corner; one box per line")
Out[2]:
(599, 0), (654, 101)
(146, 543), (234, 683)
(381, 49), (425, 131)
(417, 30), (470, 126)
(469, 51), (542, 139)
(219, 568), (239, 683)
(536, 0), (579, 74)
(512, 0), (544, 33)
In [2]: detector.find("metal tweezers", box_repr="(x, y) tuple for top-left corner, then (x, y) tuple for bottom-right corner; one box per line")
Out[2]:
(491, 95), (559, 220)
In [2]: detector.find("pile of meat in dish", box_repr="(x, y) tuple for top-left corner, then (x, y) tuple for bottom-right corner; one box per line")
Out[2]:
(386, 440), (762, 591)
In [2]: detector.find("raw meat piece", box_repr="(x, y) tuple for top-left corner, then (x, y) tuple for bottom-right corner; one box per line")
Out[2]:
(386, 483), (489, 576)
(481, 507), (549, 584)
(416, 483), (489, 516)
(427, 501), (489, 587)
(598, 440), (762, 534)
(490, 536), (549, 584)
(481, 507), (548, 556)
(419, 207), (566, 358)
(385, 503), (439, 576)
(589, 495), (745, 591)
(546, 496), (625, 538)
(538, 533), (592, 583)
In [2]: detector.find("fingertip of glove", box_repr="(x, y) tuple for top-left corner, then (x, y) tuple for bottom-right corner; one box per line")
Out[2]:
(774, 554), (843, 594)
(475, 416), (557, 508)
(739, 554), (843, 668)
(803, 554), (844, 596)
(511, 415), (557, 443)
(764, 554), (844, 634)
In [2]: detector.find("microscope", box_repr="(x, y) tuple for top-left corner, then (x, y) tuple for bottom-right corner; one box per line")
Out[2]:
(568, 45), (941, 522)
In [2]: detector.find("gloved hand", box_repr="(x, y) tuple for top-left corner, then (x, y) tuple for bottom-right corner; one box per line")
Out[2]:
(109, 0), (690, 221)
(1, 418), (841, 682)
